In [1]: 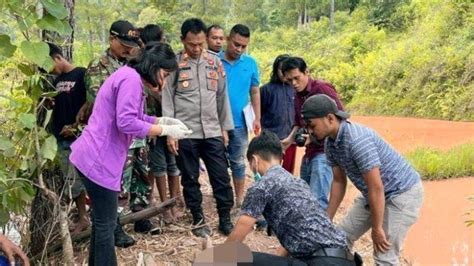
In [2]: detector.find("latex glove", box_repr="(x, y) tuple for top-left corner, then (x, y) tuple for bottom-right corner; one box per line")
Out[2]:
(157, 117), (186, 127)
(161, 124), (192, 139)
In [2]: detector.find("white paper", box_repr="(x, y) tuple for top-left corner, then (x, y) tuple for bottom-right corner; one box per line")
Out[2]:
(243, 103), (255, 133)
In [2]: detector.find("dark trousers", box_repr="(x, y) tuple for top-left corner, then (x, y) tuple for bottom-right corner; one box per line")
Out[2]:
(252, 252), (356, 266)
(176, 138), (234, 215)
(80, 173), (118, 266)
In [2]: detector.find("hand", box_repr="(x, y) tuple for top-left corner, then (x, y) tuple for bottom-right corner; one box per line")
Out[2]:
(167, 136), (179, 155)
(281, 138), (292, 151)
(275, 246), (289, 257)
(157, 117), (186, 127)
(222, 130), (229, 147)
(372, 227), (391, 253)
(59, 125), (75, 137)
(253, 120), (261, 135)
(0, 235), (30, 266)
(76, 103), (92, 124)
(161, 124), (192, 140)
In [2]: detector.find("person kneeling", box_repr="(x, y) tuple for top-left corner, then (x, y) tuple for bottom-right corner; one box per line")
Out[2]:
(226, 130), (359, 265)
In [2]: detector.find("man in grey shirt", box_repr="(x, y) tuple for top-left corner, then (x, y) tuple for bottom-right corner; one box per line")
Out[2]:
(162, 18), (234, 237)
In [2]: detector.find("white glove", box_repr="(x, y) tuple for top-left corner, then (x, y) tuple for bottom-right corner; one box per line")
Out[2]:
(161, 124), (192, 139)
(157, 117), (186, 127)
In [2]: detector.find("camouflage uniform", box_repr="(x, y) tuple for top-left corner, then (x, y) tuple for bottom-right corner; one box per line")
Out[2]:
(85, 49), (150, 211)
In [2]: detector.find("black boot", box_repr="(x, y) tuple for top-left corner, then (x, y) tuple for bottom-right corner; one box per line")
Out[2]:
(134, 219), (162, 235)
(191, 212), (211, 238)
(114, 217), (135, 248)
(218, 211), (234, 236)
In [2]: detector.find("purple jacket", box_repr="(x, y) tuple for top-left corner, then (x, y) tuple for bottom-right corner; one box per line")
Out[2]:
(70, 66), (156, 191)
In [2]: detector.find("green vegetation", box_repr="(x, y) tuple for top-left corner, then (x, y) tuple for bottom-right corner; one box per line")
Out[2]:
(406, 142), (474, 180)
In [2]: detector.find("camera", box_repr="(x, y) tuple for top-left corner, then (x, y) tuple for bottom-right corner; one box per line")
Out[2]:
(295, 128), (308, 147)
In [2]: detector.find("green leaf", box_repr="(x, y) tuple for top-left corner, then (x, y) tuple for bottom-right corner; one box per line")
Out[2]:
(0, 210), (9, 226)
(43, 109), (53, 128)
(18, 63), (35, 76)
(40, 0), (68, 19)
(0, 137), (14, 151)
(19, 113), (36, 129)
(40, 135), (57, 161)
(37, 14), (72, 35)
(0, 34), (17, 59)
(41, 91), (58, 98)
(20, 41), (53, 71)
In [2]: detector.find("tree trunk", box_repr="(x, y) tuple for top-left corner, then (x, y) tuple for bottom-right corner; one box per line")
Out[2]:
(330, 0), (335, 31)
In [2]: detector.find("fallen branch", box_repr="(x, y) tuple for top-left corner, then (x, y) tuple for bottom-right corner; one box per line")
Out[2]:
(41, 198), (177, 256)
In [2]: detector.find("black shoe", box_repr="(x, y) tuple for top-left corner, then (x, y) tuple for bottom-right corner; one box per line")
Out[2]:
(114, 220), (135, 248)
(191, 212), (211, 238)
(218, 212), (234, 236)
(134, 219), (162, 235)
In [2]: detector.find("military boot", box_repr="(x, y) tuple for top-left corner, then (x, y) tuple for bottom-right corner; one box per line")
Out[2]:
(114, 217), (135, 248)
(191, 212), (211, 238)
(218, 211), (234, 236)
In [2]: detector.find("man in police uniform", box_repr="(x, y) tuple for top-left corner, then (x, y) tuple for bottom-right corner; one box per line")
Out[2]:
(162, 18), (235, 237)
(78, 20), (154, 248)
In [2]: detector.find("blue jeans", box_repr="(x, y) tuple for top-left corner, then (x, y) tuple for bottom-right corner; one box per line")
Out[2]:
(300, 154), (333, 210)
(227, 127), (248, 180)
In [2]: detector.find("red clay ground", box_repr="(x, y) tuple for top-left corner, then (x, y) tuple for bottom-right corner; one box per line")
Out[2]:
(71, 116), (473, 265)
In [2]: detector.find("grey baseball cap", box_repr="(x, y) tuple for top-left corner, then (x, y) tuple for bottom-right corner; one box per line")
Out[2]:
(301, 94), (350, 120)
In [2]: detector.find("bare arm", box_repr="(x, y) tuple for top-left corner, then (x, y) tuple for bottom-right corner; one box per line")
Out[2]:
(326, 166), (347, 220)
(250, 86), (261, 135)
(281, 126), (299, 150)
(226, 215), (257, 242)
(363, 167), (391, 253)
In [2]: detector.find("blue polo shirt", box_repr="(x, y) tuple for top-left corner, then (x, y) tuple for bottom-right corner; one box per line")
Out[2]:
(220, 52), (260, 128)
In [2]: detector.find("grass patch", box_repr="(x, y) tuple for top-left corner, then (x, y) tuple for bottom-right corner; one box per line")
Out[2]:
(406, 142), (474, 180)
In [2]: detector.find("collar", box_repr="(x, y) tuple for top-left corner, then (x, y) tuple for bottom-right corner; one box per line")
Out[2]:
(180, 49), (210, 62)
(332, 120), (349, 148)
(219, 50), (244, 64)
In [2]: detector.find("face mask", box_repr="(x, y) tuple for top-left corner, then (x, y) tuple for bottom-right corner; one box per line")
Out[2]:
(252, 155), (262, 181)
(254, 172), (262, 182)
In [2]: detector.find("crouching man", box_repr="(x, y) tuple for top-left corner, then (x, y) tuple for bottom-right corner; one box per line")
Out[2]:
(226, 130), (358, 265)
(302, 94), (424, 265)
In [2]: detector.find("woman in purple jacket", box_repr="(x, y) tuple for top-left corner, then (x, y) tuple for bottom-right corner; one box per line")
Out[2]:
(70, 43), (191, 265)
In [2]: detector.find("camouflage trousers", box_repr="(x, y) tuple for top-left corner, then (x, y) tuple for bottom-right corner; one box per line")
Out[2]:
(122, 146), (151, 211)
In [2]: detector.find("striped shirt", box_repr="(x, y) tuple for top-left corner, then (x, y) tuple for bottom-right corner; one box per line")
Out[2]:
(325, 120), (420, 200)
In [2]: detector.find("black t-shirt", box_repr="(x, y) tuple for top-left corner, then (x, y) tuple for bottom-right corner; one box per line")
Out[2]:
(52, 67), (86, 141)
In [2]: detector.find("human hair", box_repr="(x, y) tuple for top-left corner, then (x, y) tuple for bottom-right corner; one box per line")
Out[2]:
(127, 43), (178, 87)
(247, 130), (283, 162)
(181, 18), (207, 38)
(230, 24), (250, 38)
(206, 24), (223, 36)
(47, 42), (63, 59)
(140, 24), (164, 44)
(270, 54), (290, 84)
(281, 56), (307, 74)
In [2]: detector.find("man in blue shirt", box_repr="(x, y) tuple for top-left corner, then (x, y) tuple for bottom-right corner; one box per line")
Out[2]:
(220, 24), (261, 207)
(302, 94), (424, 265)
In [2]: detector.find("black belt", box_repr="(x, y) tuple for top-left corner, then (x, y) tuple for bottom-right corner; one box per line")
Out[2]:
(311, 248), (354, 261)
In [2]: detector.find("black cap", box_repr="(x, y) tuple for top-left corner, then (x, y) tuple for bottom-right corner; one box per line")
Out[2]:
(109, 20), (140, 48)
(302, 94), (350, 120)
